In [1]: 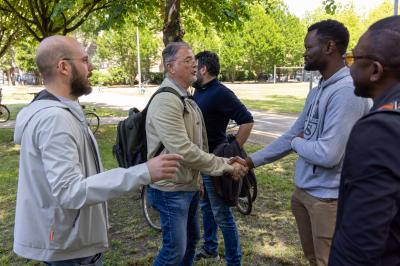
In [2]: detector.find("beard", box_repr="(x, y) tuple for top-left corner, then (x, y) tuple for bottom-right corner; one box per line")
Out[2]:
(354, 85), (373, 98)
(70, 64), (92, 98)
(304, 62), (317, 71)
(304, 59), (322, 71)
(192, 74), (203, 89)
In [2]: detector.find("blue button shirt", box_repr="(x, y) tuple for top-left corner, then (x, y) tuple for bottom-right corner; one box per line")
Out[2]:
(193, 79), (253, 152)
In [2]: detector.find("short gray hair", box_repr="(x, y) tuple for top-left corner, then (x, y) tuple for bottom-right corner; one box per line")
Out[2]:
(162, 42), (191, 72)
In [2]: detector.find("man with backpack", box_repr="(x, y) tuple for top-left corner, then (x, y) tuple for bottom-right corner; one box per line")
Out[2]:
(145, 42), (248, 266)
(192, 51), (254, 266)
(329, 16), (400, 266)
(13, 36), (183, 265)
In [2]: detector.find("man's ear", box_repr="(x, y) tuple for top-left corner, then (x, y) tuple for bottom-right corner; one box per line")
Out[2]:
(167, 63), (175, 74)
(370, 61), (384, 82)
(57, 60), (70, 77)
(324, 40), (336, 55)
(199, 66), (207, 76)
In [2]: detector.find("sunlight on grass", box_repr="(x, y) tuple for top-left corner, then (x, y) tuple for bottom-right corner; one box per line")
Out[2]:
(0, 126), (307, 265)
(242, 95), (305, 114)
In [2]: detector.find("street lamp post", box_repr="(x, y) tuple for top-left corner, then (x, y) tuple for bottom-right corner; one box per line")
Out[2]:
(395, 0), (399, 15)
(136, 25), (142, 89)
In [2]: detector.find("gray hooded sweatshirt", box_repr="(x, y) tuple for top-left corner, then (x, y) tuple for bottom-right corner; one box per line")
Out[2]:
(250, 67), (371, 198)
(13, 92), (151, 261)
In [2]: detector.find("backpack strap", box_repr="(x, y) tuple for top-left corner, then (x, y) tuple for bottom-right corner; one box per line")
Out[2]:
(143, 87), (188, 114)
(145, 86), (189, 157)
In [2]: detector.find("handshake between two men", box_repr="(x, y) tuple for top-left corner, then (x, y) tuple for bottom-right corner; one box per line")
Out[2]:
(146, 154), (249, 183)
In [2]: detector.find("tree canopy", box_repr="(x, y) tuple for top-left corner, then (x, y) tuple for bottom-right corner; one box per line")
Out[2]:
(0, 0), (114, 41)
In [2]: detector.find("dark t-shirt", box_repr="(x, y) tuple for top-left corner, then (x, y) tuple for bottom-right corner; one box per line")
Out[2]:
(193, 79), (253, 152)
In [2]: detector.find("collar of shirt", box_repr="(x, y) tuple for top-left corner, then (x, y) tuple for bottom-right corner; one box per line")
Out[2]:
(199, 78), (218, 90)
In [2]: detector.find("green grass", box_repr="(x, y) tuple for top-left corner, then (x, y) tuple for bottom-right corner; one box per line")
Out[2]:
(1, 104), (26, 120)
(80, 104), (127, 118)
(2, 104), (127, 121)
(242, 95), (305, 114)
(0, 126), (306, 265)
(2, 95), (305, 121)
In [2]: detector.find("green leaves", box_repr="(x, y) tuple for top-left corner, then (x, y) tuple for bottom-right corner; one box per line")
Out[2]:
(185, 2), (305, 81)
(323, 0), (337, 15)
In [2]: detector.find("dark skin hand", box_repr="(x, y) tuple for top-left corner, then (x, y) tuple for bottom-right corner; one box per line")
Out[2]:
(229, 156), (254, 170)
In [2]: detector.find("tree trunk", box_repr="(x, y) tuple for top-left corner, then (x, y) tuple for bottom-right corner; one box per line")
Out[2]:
(5, 69), (11, 85)
(162, 0), (185, 46)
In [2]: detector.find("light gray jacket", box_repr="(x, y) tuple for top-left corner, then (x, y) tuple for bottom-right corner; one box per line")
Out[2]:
(250, 67), (371, 198)
(13, 97), (151, 261)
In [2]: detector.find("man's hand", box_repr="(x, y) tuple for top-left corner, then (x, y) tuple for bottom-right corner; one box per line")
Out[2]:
(228, 156), (247, 166)
(230, 162), (248, 180)
(297, 131), (304, 138)
(146, 154), (183, 183)
(229, 156), (254, 170)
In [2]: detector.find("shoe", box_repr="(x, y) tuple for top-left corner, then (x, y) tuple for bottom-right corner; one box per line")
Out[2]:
(194, 247), (220, 261)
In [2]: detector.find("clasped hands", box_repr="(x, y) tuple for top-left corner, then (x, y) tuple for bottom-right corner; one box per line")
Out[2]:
(227, 156), (249, 180)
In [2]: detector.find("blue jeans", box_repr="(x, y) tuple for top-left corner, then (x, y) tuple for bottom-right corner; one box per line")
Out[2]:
(200, 175), (242, 266)
(147, 187), (200, 266)
(43, 253), (103, 266)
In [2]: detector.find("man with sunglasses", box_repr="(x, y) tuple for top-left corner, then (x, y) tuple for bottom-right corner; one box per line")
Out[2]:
(329, 16), (400, 266)
(13, 36), (184, 265)
(242, 20), (370, 266)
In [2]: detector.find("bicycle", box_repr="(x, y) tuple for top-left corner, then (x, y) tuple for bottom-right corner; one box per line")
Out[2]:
(81, 104), (100, 134)
(0, 88), (10, 123)
(140, 185), (161, 231)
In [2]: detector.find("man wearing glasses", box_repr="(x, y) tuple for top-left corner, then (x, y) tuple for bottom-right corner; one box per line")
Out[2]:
(329, 16), (400, 266)
(145, 42), (247, 266)
(13, 36), (183, 265)
(243, 20), (370, 266)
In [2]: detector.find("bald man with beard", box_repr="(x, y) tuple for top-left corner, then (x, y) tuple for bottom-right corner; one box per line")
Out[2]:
(329, 16), (400, 266)
(13, 36), (182, 265)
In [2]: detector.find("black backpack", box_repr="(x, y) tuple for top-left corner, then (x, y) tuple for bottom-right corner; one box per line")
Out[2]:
(112, 87), (186, 168)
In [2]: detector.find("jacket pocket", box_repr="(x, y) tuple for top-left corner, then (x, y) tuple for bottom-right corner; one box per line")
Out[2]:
(48, 207), (80, 249)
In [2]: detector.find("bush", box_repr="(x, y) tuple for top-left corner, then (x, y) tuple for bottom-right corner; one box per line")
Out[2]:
(147, 72), (164, 85)
(90, 70), (112, 86)
(219, 70), (257, 82)
(235, 70), (247, 81)
(247, 70), (257, 81)
(109, 67), (128, 85)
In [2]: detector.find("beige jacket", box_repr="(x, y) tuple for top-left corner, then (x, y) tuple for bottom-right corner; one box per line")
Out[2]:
(146, 78), (233, 191)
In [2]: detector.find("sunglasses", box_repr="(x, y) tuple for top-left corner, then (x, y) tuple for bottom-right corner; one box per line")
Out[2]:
(343, 52), (382, 67)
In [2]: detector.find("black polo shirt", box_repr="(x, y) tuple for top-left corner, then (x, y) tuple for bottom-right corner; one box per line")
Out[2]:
(193, 79), (253, 152)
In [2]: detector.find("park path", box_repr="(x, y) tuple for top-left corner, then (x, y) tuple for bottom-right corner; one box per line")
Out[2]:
(0, 84), (301, 145)
(0, 110), (296, 146)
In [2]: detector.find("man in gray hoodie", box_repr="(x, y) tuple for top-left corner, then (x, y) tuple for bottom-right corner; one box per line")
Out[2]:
(13, 36), (182, 265)
(243, 20), (371, 266)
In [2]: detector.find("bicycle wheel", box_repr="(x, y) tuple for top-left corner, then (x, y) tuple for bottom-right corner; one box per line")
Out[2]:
(236, 184), (252, 215)
(85, 112), (100, 134)
(141, 185), (161, 231)
(0, 104), (10, 123)
(250, 184), (257, 202)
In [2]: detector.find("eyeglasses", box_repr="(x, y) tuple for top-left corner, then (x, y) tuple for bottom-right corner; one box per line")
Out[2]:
(61, 56), (90, 65)
(167, 57), (196, 66)
(343, 52), (381, 67)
